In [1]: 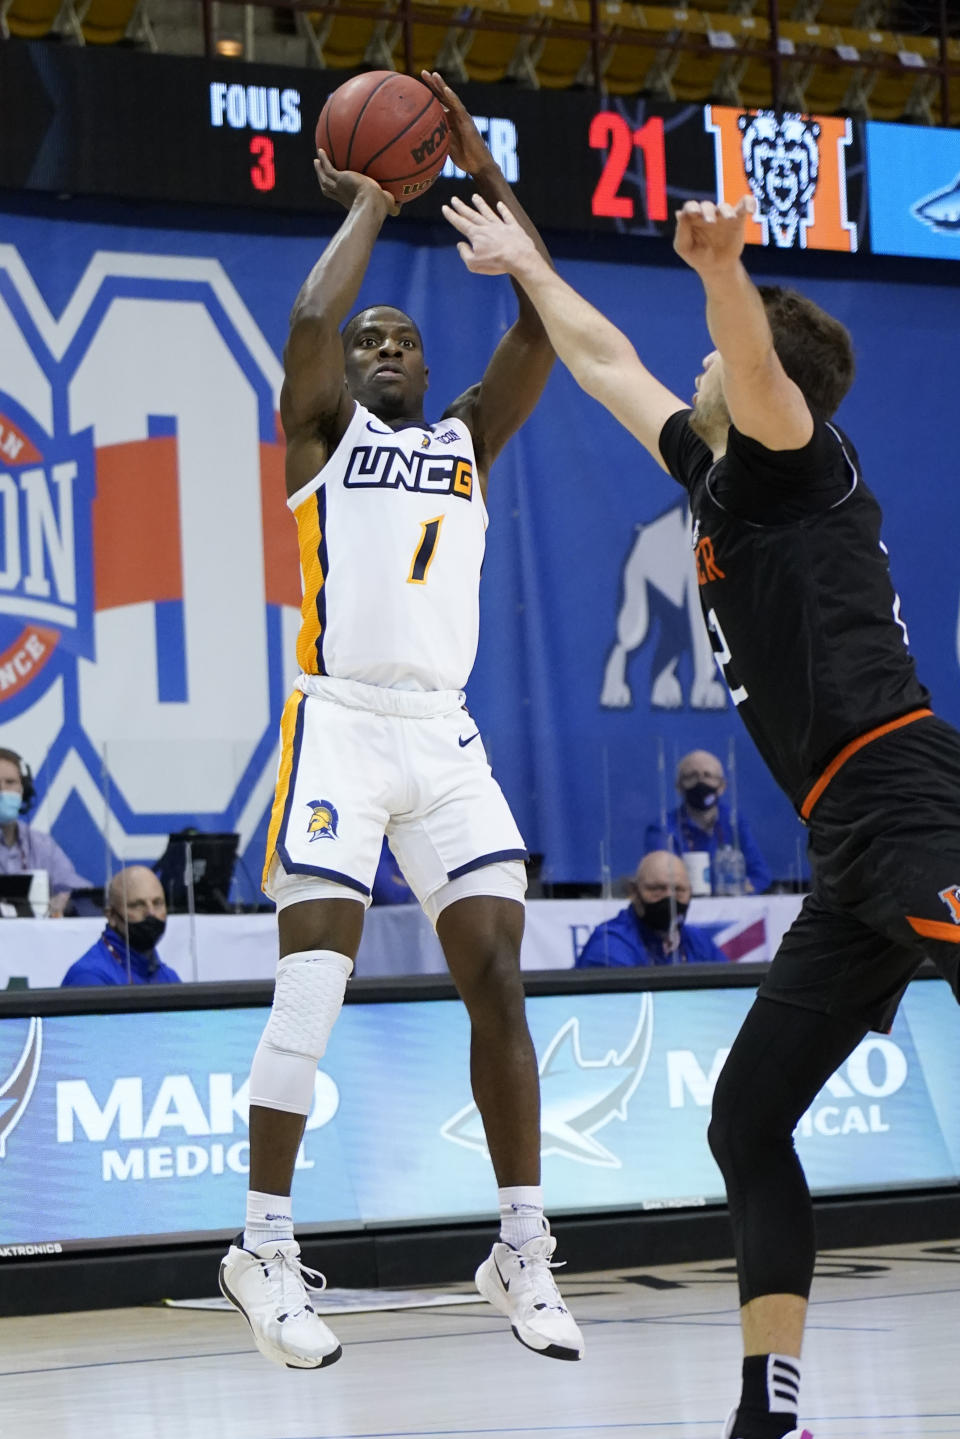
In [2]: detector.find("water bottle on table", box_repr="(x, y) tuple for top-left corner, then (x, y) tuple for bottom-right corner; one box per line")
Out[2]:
(713, 844), (746, 896)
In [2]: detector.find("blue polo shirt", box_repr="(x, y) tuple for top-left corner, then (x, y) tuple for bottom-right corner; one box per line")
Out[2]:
(575, 905), (728, 968)
(61, 926), (181, 987)
(644, 797), (772, 894)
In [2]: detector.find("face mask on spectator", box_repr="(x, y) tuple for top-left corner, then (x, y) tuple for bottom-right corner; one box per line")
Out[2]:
(640, 896), (688, 932)
(683, 781), (721, 811)
(0, 791), (22, 823)
(124, 915), (167, 953)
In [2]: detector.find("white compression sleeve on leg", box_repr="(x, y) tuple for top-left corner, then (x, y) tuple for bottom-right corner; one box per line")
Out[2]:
(248, 949), (353, 1116)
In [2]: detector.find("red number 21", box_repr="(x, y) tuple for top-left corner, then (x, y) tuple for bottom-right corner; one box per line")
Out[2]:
(589, 113), (667, 223)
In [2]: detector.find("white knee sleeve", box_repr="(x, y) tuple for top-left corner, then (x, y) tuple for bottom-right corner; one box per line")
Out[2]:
(248, 949), (353, 1116)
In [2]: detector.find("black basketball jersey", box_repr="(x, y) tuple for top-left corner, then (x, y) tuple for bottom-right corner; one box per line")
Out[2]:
(659, 409), (931, 814)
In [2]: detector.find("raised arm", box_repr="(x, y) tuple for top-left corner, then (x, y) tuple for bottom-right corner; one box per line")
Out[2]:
(422, 75), (557, 483)
(442, 195), (686, 472)
(281, 153), (398, 495)
(673, 198), (813, 450)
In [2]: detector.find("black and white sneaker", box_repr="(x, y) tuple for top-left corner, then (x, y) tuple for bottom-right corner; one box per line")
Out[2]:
(219, 1236), (342, 1370)
(475, 1229), (584, 1360)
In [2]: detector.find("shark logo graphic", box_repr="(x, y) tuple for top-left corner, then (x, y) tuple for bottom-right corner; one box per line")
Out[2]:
(0, 1018), (43, 1159)
(441, 997), (653, 1167)
(912, 173), (960, 234)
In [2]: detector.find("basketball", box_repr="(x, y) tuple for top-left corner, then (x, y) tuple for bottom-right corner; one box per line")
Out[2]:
(315, 72), (450, 204)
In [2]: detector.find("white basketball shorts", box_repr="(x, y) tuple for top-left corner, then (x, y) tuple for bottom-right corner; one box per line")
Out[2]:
(262, 675), (527, 909)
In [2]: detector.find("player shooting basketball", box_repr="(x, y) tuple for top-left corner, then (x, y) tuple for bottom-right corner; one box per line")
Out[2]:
(444, 192), (960, 1438)
(218, 77), (584, 1372)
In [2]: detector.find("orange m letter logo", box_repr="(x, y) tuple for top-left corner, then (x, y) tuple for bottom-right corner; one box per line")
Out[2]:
(705, 105), (857, 253)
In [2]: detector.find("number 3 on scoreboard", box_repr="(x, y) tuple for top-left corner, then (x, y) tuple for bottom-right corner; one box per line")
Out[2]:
(408, 516), (444, 584)
(706, 607), (748, 705)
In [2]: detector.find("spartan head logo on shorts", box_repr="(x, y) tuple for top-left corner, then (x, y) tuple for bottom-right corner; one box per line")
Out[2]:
(739, 111), (820, 248)
(306, 799), (339, 841)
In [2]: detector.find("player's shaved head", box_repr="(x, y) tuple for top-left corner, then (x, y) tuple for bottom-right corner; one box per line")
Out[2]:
(342, 306), (422, 351)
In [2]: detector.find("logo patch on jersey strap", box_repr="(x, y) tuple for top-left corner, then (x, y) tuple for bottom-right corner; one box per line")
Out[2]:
(343, 445), (473, 501)
(937, 885), (960, 924)
(306, 799), (339, 841)
(694, 535), (725, 586)
(419, 433), (431, 449)
(434, 429), (459, 445)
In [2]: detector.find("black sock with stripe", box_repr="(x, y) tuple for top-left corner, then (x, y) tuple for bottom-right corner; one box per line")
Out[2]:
(733, 1354), (801, 1439)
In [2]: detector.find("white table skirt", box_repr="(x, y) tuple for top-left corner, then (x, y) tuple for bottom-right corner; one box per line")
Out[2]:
(0, 895), (804, 988)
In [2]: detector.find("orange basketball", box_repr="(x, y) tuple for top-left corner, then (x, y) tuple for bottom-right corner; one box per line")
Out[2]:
(316, 72), (450, 204)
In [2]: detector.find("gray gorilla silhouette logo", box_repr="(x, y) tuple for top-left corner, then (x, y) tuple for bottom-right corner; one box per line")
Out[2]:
(739, 111), (821, 248)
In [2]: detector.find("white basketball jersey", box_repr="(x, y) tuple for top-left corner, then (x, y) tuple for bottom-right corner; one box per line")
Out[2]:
(289, 401), (487, 691)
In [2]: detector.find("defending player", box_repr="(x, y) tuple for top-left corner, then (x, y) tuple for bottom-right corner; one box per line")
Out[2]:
(443, 192), (960, 1438)
(218, 80), (583, 1371)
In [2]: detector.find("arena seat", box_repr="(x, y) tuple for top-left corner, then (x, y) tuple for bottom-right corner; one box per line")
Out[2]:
(408, 0), (472, 77)
(1, 0), (77, 39)
(459, 0), (542, 84)
(79, 0), (153, 45)
(302, 2), (400, 70)
(598, 3), (661, 96)
(532, 0), (596, 89)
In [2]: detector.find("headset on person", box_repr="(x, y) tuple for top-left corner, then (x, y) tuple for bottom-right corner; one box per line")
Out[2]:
(0, 749), (36, 815)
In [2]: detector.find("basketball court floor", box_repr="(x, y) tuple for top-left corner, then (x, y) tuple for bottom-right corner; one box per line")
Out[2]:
(2, 1239), (957, 1438)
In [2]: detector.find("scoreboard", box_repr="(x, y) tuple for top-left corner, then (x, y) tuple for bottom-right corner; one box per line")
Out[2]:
(2, 38), (959, 261)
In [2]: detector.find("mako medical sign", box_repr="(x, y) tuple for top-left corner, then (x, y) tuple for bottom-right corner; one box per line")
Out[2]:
(866, 122), (960, 261)
(0, 980), (956, 1252)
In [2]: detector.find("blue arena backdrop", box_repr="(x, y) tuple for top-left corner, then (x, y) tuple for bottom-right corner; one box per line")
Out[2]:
(0, 203), (959, 892)
(0, 976), (956, 1251)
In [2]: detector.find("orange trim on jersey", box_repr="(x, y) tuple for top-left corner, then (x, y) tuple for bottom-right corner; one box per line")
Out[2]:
(262, 689), (305, 890)
(906, 915), (960, 944)
(800, 708), (933, 820)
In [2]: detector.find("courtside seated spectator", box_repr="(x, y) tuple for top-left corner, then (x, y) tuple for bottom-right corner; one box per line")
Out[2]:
(0, 747), (90, 917)
(576, 851), (728, 968)
(644, 748), (771, 894)
(62, 866), (180, 986)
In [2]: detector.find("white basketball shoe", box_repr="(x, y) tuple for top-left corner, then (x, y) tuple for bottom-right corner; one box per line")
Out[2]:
(722, 1410), (813, 1439)
(219, 1236), (343, 1369)
(475, 1228), (584, 1360)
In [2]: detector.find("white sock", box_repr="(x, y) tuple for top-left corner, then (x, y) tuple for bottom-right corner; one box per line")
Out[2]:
(243, 1189), (294, 1252)
(498, 1185), (547, 1247)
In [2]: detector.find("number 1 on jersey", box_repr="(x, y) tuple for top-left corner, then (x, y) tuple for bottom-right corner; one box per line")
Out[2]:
(706, 607), (749, 706)
(408, 516), (444, 584)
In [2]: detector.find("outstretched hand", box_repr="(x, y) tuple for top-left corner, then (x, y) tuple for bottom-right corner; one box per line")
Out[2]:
(442, 194), (539, 276)
(674, 196), (756, 276)
(420, 70), (490, 175)
(313, 148), (399, 216)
